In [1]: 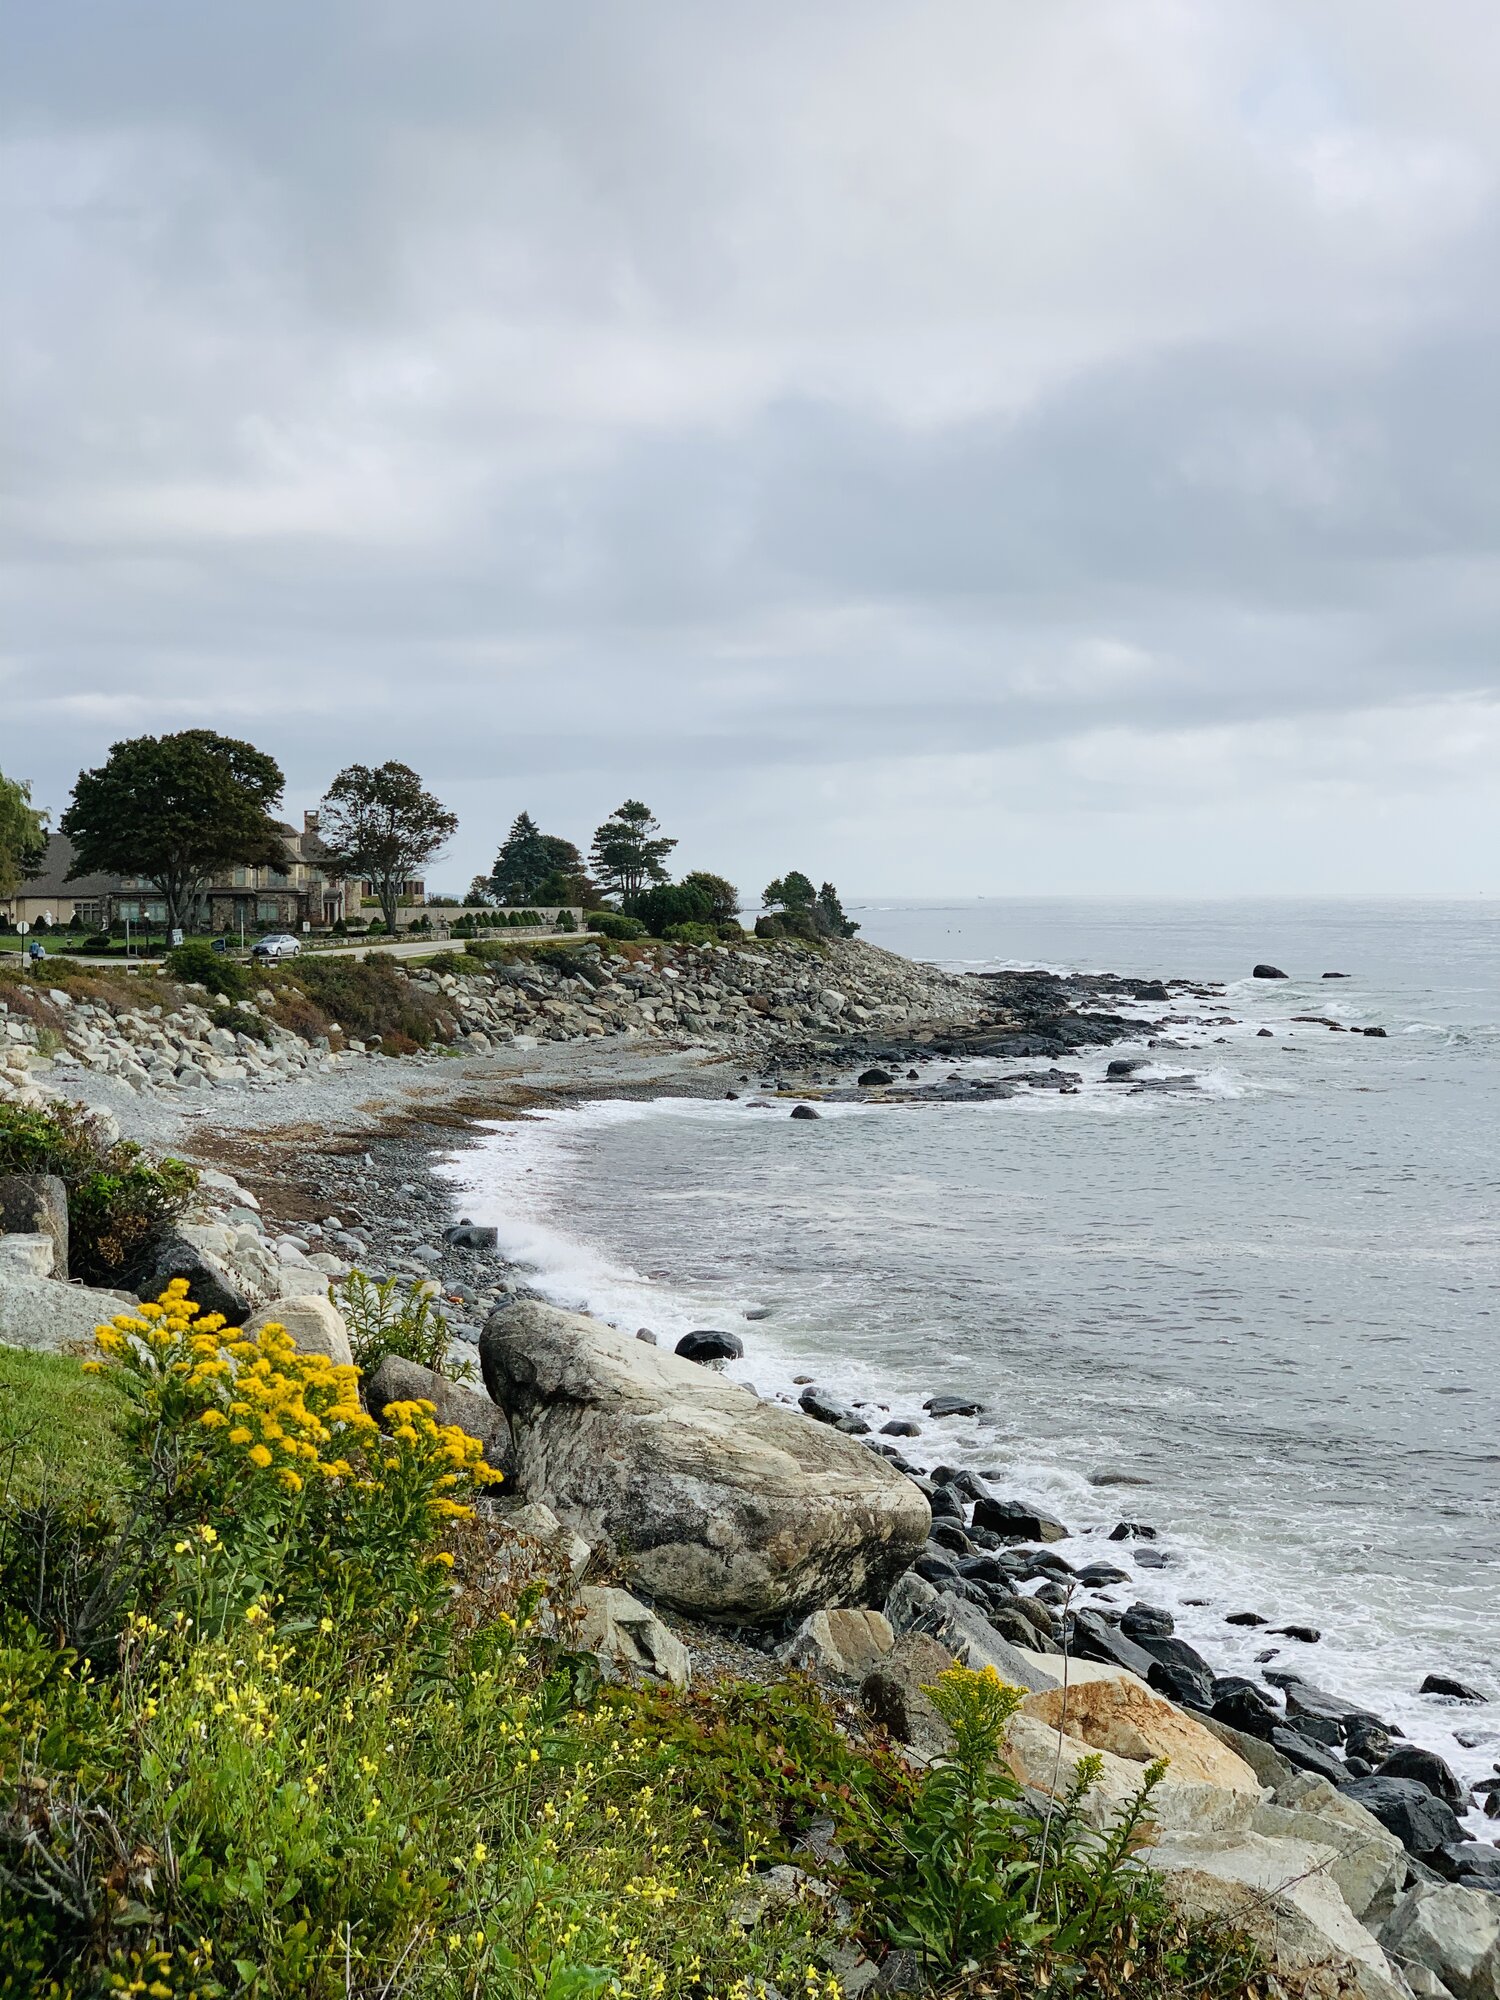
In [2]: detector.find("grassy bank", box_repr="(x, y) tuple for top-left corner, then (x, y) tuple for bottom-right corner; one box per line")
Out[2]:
(0, 1291), (1269, 2000)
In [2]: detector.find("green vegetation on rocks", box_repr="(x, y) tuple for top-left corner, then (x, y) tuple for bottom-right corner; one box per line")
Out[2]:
(0, 1102), (196, 1286)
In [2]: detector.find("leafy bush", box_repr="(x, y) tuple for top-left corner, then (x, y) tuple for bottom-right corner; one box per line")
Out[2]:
(629, 882), (712, 935)
(332, 1270), (473, 1380)
(285, 953), (443, 1047)
(662, 921), (719, 946)
(553, 908), (577, 932)
(0, 1102), (196, 1286)
(165, 937), (249, 999)
(588, 910), (647, 940)
(210, 1002), (272, 1045)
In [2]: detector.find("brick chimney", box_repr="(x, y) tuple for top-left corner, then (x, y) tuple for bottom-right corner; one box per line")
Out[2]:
(304, 809), (320, 835)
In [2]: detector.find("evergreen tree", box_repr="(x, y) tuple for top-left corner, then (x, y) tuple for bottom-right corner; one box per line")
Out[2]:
(589, 800), (676, 903)
(488, 812), (552, 904)
(681, 871), (740, 926)
(816, 881), (859, 938)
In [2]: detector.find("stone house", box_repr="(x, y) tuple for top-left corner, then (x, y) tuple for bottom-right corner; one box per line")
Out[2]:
(0, 815), (357, 934)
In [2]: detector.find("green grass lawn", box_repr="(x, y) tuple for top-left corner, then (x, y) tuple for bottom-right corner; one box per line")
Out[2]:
(0, 1345), (127, 1507)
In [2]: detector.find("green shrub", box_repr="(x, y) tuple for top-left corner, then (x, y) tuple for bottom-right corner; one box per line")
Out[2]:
(553, 908), (577, 932)
(661, 921), (719, 946)
(587, 910), (647, 940)
(629, 882), (712, 936)
(287, 953), (443, 1047)
(331, 1270), (473, 1380)
(0, 1102), (196, 1286)
(165, 938), (248, 999)
(210, 1002), (272, 1045)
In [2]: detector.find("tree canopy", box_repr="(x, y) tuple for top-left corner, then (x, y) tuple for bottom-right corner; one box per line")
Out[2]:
(487, 812), (552, 904)
(762, 872), (859, 940)
(319, 762), (458, 933)
(589, 800), (676, 904)
(0, 771), (49, 901)
(59, 731), (286, 930)
(680, 871), (739, 926)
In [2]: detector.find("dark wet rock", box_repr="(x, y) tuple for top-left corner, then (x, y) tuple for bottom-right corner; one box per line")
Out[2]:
(1087, 1469), (1153, 1487)
(1340, 1777), (1464, 1861)
(1132, 1546), (1171, 1568)
(1283, 1712), (1344, 1748)
(912, 1550), (960, 1587)
(1322, 972), (1350, 979)
(137, 1237), (253, 1324)
(744, 1307), (773, 1321)
(1376, 1746), (1465, 1809)
(971, 1497), (1068, 1543)
(1074, 1561), (1132, 1588)
(444, 1220), (498, 1250)
(675, 1329), (744, 1364)
(1024, 1549), (1077, 1579)
(1120, 1602), (1175, 1639)
(857, 1068), (894, 1087)
(1272, 1676), (1383, 1740)
(1211, 1680), (1280, 1740)
(1344, 1716), (1397, 1765)
(1363, 1026), (1387, 1037)
(789, 1103), (821, 1120)
(1106, 1056), (1153, 1078)
(1420, 1673), (1487, 1703)
(835, 1414), (871, 1436)
(798, 1385), (851, 1426)
(924, 1394), (984, 1418)
(1067, 1608), (1158, 1679)
(927, 1485), (966, 1523)
(880, 1419), (920, 1437)
(1150, 1661), (1215, 1710)
(926, 1520), (972, 1558)
(930, 1465), (989, 1503)
(955, 1553), (1017, 1594)
(1437, 1842), (1500, 1889)
(1268, 1726), (1345, 1785)
(1256, 1027), (1274, 1037)
(989, 1603), (1061, 1654)
(1109, 1520), (1157, 1540)
(1225, 1610), (1269, 1627)
(1272, 1624), (1321, 1644)
(1252, 964), (1289, 979)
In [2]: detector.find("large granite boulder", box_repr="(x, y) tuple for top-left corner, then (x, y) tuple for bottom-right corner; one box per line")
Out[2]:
(1021, 1676), (1261, 1795)
(244, 1295), (354, 1368)
(1144, 1828), (1409, 2000)
(136, 1236), (254, 1323)
(1381, 1881), (1500, 2000)
(0, 1173), (69, 1277)
(479, 1298), (930, 1623)
(0, 1273), (137, 1353)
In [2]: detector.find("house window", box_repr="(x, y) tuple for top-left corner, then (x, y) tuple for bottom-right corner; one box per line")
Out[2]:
(257, 899), (279, 922)
(233, 868), (248, 887)
(117, 902), (140, 921)
(146, 903), (166, 923)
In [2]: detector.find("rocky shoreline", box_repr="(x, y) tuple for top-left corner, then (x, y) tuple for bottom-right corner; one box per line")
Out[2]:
(3, 938), (1497, 1995)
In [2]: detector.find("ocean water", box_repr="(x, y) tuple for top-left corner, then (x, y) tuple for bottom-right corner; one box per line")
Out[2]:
(441, 898), (1500, 1806)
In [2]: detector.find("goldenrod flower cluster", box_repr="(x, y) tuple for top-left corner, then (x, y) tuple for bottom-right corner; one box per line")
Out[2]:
(90, 1280), (501, 1514)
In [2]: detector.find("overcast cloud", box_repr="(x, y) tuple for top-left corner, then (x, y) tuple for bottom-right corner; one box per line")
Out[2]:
(3, 0), (1499, 895)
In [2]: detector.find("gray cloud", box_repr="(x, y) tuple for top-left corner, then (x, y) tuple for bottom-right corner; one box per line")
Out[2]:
(3, 0), (1499, 894)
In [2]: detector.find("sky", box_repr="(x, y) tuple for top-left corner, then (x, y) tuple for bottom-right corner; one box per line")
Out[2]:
(3, 0), (1499, 898)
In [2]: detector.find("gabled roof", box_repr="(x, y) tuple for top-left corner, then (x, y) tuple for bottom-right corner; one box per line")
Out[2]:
(13, 833), (118, 900)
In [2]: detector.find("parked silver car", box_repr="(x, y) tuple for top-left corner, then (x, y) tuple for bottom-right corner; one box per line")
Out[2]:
(250, 932), (301, 963)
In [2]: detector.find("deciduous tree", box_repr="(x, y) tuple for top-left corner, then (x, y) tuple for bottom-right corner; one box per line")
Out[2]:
(60, 731), (286, 931)
(0, 771), (48, 900)
(319, 762), (458, 934)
